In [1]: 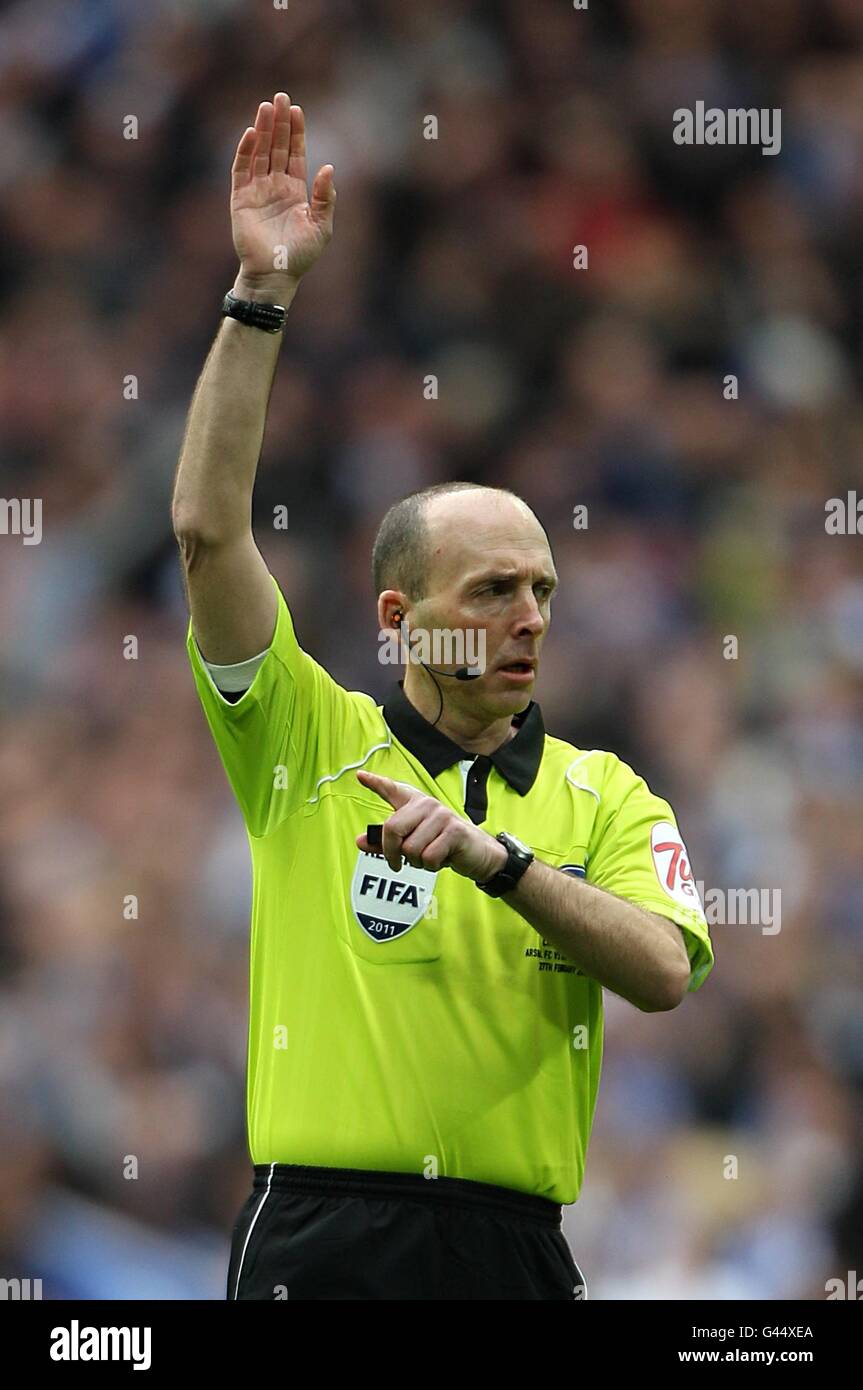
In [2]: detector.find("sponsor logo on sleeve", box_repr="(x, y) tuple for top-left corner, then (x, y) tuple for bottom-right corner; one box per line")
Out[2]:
(650, 821), (706, 918)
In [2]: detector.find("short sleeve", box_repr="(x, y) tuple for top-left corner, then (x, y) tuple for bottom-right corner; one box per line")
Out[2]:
(186, 574), (376, 837)
(585, 756), (714, 992)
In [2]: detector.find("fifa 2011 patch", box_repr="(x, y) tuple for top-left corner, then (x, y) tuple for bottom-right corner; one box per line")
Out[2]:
(350, 851), (438, 943)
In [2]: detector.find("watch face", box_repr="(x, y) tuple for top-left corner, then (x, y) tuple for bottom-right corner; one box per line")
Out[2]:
(502, 832), (531, 857)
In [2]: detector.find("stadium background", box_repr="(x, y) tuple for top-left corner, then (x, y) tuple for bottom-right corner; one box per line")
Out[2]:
(1, 0), (862, 1299)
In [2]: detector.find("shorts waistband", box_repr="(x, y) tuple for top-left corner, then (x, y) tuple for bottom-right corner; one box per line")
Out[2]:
(253, 1162), (562, 1228)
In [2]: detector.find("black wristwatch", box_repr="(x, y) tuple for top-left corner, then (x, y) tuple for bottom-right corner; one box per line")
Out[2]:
(221, 289), (287, 334)
(476, 831), (535, 897)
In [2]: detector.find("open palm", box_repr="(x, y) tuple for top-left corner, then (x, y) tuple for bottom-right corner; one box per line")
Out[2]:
(231, 93), (336, 282)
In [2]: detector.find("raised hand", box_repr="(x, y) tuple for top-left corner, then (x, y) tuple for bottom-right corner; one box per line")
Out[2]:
(230, 92), (336, 294)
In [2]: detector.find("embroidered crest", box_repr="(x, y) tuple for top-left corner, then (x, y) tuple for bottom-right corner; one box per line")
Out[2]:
(350, 851), (438, 943)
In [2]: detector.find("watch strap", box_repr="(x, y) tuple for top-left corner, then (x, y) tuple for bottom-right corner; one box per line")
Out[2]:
(221, 289), (287, 333)
(477, 832), (534, 897)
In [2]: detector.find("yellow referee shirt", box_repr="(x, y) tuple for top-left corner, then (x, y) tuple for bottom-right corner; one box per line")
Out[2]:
(186, 575), (714, 1205)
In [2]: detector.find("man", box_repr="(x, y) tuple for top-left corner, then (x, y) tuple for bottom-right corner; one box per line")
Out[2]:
(172, 93), (714, 1301)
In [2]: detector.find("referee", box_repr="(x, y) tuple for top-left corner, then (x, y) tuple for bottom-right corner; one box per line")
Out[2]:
(172, 93), (714, 1301)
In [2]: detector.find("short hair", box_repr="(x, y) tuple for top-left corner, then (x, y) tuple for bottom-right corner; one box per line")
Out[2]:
(371, 482), (527, 602)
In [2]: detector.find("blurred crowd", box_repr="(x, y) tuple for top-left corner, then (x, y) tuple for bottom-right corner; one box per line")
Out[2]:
(0, 0), (862, 1299)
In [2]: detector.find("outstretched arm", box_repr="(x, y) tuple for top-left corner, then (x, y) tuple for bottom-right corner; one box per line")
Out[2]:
(171, 92), (336, 663)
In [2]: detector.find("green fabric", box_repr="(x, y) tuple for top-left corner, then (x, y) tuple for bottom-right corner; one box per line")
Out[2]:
(186, 575), (713, 1204)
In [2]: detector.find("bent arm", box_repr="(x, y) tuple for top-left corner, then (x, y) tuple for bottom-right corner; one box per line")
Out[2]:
(502, 858), (692, 1012)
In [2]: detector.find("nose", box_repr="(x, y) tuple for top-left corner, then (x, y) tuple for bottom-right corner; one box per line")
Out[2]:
(514, 591), (547, 637)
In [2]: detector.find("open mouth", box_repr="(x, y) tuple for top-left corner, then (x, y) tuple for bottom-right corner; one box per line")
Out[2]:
(499, 661), (535, 676)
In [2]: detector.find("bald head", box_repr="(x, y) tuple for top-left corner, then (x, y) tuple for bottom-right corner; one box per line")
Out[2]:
(372, 482), (551, 602)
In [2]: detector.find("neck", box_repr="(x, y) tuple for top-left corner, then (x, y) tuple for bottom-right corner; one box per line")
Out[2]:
(402, 667), (519, 755)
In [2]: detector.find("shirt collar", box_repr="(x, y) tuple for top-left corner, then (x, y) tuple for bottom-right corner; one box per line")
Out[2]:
(381, 681), (545, 795)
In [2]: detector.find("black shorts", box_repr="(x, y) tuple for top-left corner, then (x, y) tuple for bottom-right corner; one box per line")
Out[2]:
(227, 1162), (586, 1301)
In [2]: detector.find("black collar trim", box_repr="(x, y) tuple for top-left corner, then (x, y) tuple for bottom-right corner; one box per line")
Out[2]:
(381, 682), (544, 795)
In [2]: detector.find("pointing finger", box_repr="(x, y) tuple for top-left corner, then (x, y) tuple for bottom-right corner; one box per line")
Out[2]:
(355, 768), (415, 809)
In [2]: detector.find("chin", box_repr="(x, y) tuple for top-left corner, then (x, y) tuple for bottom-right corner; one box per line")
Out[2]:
(482, 679), (534, 716)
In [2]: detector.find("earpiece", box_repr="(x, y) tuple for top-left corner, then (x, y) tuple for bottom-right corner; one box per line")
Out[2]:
(395, 611), (481, 683)
(389, 607), (480, 727)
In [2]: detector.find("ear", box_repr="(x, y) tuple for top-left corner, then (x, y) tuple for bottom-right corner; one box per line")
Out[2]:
(378, 590), (407, 632)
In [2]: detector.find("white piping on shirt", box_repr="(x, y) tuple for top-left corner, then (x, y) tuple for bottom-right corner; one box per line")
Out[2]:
(564, 751), (602, 803)
(305, 735), (393, 805)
